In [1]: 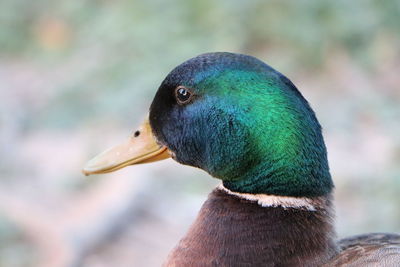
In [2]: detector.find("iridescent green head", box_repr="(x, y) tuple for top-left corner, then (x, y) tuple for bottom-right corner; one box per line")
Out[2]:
(150, 52), (333, 197)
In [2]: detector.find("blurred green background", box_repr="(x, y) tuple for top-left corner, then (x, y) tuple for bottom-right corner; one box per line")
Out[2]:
(1, 0), (400, 266)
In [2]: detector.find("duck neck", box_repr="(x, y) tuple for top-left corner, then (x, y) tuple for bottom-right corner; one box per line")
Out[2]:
(164, 186), (338, 266)
(220, 144), (334, 197)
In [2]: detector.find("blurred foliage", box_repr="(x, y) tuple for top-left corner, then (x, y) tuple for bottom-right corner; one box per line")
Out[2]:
(0, 214), (36, 267)
(2, 0), (400, 59)
(1, 0), (399, 130)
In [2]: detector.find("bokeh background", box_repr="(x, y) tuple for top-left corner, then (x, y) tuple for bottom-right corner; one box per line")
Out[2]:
(1, 0), (400, 266)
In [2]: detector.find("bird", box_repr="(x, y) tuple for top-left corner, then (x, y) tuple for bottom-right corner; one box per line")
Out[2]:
(83, 52), (400, 266)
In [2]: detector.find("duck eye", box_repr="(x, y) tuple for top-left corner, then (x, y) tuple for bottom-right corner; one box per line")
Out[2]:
(175, 86), (193, 105)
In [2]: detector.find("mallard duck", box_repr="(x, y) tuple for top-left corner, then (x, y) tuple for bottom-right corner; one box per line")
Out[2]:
(83, 52), (400, 266)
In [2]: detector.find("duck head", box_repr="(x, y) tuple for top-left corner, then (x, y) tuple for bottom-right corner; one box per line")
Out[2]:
(83, 52), (333, 198)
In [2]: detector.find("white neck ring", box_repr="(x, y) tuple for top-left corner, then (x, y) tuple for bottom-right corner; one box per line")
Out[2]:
(217, 184), (317, 211)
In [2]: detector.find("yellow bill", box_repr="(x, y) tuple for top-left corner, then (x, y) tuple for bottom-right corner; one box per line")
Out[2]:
(82, 118), (170, 176)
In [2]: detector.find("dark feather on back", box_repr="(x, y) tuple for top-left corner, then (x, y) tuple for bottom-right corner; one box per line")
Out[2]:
(326, 233), (400, 266)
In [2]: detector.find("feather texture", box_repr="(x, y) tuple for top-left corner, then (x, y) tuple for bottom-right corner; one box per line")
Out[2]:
(327, 233), (400, 266)
(164, 188), (338, 266)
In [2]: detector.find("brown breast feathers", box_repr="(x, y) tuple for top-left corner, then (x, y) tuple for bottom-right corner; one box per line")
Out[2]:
(164, 188), (338, 267)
